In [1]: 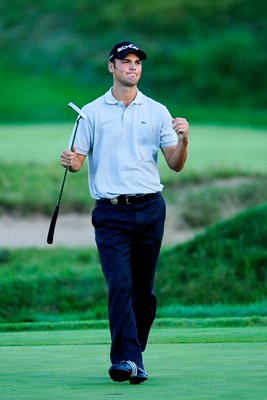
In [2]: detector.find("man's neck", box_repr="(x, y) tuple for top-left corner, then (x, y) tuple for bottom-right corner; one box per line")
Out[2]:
(112, 85), (138, 107)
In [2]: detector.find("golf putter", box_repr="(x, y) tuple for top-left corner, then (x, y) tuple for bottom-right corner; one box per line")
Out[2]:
(46, 103), (87, 244)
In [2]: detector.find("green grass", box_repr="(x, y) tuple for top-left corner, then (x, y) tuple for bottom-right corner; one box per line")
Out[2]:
(0, 316), (266, 333)
(1, 123), (71, 163)
(189, 125), (267, 171)
(1, 123), (267, 179)
(0, 327), (266, 400)
(157, 302), (267, 319)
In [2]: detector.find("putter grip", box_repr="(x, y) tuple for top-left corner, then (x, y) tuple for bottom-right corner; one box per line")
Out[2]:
(47, 205), (59, 244)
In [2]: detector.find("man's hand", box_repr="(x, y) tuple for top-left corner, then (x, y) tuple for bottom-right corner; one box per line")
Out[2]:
(162, 117), (189, 172)
(60, 146), (77, 168)
(172, 117), (189, 144)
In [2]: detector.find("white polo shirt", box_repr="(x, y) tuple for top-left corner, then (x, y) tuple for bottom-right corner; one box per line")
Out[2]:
(69, 89), (178, 199)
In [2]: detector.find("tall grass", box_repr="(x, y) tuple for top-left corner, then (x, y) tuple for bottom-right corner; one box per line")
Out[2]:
(177, 178), (267, 227)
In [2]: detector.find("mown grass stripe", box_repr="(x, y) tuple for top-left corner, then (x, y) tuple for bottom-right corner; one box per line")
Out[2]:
(0, 316), (267, 334)
(0, 327), (266, 347)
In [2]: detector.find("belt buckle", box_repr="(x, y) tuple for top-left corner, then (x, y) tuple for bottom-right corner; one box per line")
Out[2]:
(111, 197), (118, 205)
(125, 195), (131, 205)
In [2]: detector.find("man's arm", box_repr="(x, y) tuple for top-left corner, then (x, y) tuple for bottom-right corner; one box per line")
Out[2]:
(60, 147), (86, 172)
(161, 117), (189, 172)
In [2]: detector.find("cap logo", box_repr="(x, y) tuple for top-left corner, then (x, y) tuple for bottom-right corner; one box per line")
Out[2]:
(117, 44), (139, 53)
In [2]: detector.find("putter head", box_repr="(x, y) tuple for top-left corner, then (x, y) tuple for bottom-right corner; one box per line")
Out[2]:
(68, 102), (87, 119)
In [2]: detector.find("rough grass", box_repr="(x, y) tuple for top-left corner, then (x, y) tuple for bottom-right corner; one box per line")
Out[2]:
(176, 178), (267, 228)
(157, 203), (267, 305)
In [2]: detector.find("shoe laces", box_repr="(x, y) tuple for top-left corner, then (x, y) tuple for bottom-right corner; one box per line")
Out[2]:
(124, 360), (138, 377)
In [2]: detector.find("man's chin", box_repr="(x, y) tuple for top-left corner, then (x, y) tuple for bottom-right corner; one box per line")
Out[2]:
(125, 82), (137, 87)
(125, 79), (139, 87)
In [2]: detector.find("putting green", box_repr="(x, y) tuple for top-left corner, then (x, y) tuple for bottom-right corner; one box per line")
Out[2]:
(0, 327), (266, 399)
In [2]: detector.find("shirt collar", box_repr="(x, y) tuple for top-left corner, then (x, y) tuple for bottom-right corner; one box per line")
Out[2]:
(105, 88), (143, 105)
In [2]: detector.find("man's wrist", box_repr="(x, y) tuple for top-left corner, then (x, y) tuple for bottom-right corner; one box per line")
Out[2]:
(178, 138), (188, 146)
(68, 165), (76, 172)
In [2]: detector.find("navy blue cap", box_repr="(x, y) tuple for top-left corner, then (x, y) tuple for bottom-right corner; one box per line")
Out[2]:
(109, 41), (147, 62)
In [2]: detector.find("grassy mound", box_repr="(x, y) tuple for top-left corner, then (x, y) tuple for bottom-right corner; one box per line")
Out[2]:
(157, 203), (267, 304)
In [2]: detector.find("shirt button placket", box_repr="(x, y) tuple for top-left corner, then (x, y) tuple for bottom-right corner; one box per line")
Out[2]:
(122, 107), (129, 131)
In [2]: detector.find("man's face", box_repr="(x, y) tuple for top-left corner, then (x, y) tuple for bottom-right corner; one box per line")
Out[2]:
(109, 53), (142, 87)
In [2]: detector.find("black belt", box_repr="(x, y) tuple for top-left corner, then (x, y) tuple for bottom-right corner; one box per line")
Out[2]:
(97, 193), (158, 205)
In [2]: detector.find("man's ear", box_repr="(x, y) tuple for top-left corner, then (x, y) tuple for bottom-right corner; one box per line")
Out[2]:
(108, 61), (115, 73)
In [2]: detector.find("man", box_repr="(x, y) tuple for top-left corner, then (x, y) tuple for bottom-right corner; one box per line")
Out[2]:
(60, 41), (189, 384)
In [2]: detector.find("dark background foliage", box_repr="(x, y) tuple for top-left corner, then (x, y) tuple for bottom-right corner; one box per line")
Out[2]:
(0, 0), (266, 121)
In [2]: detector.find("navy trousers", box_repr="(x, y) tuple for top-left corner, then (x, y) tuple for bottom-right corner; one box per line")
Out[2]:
(92, 193), (166, 368)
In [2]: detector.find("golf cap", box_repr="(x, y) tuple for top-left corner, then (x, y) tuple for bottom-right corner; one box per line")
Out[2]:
(109, 41), (147, 62)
